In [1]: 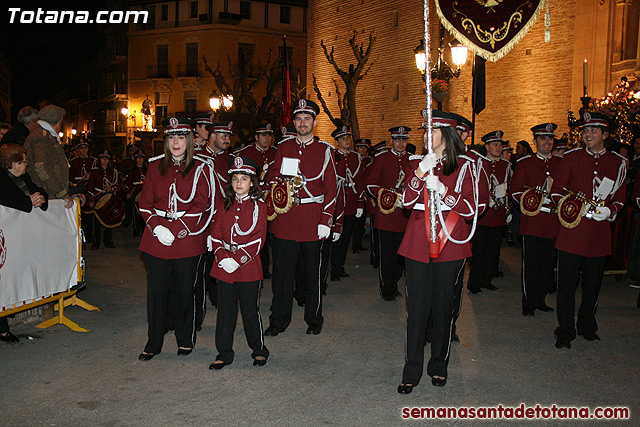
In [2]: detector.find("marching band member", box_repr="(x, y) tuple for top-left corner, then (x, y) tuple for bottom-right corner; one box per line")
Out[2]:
(208, 156), (269, 370)
(236, 122), (277, 278)
(363, 127), (412, 301)
(467, 131), (512, 294)
(551, 112), (626, 349)
(510, 123), (561, 316)
(263, 99), (337, 336)
(192, 113), (213, 152)
(397, 110), (477, 394)
(86, 150), (119, 250)
(330, 124), (364, 281)
(123, 151), (147, 237)
(68, 139), (97, 243)
(137, 117), (213, 361)
(352, 138), (372, 253)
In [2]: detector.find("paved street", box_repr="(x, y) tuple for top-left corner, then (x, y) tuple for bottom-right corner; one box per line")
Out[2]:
(1, 228), (639, 426)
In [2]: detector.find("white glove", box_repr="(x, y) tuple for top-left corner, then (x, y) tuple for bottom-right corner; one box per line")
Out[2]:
(332, 232), (341, 242)
(426, 174), (446, 196)
(218, 258), (240, 273)
(506, 214), (513, 223)
(207, 235), (213, 251)
(494, 183), (508, 198)
(355, 208), (364, 218)
(591, 206), (611, 221)
(418, 152), (438, 175)
(318, 224), (331, 239)
(153, 225), (175, 246)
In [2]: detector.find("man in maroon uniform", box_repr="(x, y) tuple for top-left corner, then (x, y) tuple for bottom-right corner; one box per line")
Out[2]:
(69, 139), (98, 242)
(192, 113), (213, 152)
(263, 99), (337, 336)
(468, 130), (512, 294)
(330, 124), (364, 280)
(551, 112), (626, 349)
(364, 126), (412, 301)
(352, 138), (371, 253)
(236, 122), (277, 278)
(510, 123), (561, 316)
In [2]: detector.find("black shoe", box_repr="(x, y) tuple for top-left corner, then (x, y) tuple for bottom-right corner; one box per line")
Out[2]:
(264, 326), (284, 337)
(451, 332), (459, 343)
(104, 242), (115, 248)
(522, 308), (535, 317)
(494, 271), (504, 278)
(209, 361), (226, 370)
(483, 283), (499, 290)
(138, 352), (155, 361)
(295, 297), (306, 307)
(537, 303), (554, 312)
(555, 339), (571, 349)
(306, 325), (322, 335)
(0, 332), (19, 342)
(196, 325), (202, 332)
(340, 271), (350, 278)
(382, 294), (396, 301)
(253, 357), (267, 366)
(468, 287), (482, 294)
(578, 331), (600, 341)
(432, 377), (447, 387)
(330, 275), (340, 282)
(177, 348), (192, 356)
(397, 384), (413, 394)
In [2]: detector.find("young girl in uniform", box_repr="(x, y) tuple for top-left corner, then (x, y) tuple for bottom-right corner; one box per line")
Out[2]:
(209, 156), (269, 369)
(397, 110), (478, 393)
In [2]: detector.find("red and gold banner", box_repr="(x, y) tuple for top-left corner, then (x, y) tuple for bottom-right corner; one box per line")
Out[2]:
(435, 0), (544, 62)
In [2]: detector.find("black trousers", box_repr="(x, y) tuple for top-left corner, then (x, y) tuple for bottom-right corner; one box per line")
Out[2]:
(468, 225), (504, 290)
(81, 211), (94, 243)
(143, 253), (199, 354)
(352, 212), (367, 251)
(270, 237), (324, 330)
(402, 258), (466, 385)
(0, 317), (9, 334)
(132, 207), (144, 237)
(92, 220), (113, 248)
(378, 229), (405, 297)
(260, 232), (272, 276)
(522, 235), (556, 311)
(123, 197), (134, 227)
(370, 218), (379, 267)
(215, 280), (269, 364)
(194, 253), (208, 329)
(555, 251), (605, 341)
(205, 251), (217, 306)
(451, 257), (468, 335)
(331, 214), (355, 277)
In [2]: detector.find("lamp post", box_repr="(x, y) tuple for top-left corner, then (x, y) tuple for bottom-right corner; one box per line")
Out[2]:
(209, 90), (234, 120)
(414, 25), (467, 110)
(121, 106), (136, 146)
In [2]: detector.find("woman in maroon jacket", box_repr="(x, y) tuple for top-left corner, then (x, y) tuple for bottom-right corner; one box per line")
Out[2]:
(209, 156), (268, 369)
(137, 117), (213, 361)
(397, 111), (478, 394)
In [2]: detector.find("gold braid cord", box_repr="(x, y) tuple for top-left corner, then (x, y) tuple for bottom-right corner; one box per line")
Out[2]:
(377, 189), (399, 215)
(557, 193), (587, 229)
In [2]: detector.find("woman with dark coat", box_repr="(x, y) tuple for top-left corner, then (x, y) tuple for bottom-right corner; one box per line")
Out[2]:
(0, 143), (48, 343)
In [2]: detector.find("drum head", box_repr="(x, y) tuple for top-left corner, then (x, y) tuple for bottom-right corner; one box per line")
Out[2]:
(94, 193), (112, 210)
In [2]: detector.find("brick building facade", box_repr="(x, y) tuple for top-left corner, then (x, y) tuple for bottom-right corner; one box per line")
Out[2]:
(308, 0), (640, 149)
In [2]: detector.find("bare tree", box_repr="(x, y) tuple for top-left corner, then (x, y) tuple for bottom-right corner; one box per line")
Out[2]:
(312, 30), (376, 141)
(203, 50), (281, 145)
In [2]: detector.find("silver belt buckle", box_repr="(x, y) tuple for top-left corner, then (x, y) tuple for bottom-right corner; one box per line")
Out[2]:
(166, 210), (174, 221)
(229, 243), (238, 254)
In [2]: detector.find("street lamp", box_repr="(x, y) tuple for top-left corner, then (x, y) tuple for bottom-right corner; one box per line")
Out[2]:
(209, 90), (234, 111)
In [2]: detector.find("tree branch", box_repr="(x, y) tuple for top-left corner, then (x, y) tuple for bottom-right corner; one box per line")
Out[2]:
(312, 74), (340, 127)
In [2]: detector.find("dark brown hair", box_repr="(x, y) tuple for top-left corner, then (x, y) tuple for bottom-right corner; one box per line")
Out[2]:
(224, 172), (263, 210)
(0, 143), (27, 169)
(434, 127), (465, 176)
(160, 133), (195, 176)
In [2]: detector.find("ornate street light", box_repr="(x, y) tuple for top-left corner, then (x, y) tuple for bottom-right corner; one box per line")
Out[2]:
(413, 38), (467, 82)
(209, 90), (233, 111)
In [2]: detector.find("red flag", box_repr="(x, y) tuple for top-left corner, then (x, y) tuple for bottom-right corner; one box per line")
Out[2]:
(281, 35), (291, 127)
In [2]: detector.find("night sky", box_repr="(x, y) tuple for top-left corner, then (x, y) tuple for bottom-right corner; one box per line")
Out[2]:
(0, 0), (109, 120)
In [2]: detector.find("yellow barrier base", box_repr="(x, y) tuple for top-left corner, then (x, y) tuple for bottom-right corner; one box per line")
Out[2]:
(55, 293), (102, 312)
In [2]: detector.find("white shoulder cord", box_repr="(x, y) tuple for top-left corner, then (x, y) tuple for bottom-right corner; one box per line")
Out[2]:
(230, 200), (259, 243)
(168, 162), (216, 235)
(433, 160), (479, 245)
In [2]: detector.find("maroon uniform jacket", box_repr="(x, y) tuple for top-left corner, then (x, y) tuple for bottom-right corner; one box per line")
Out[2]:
(510, 153), (562, 239)
(363, 148), (412, 233)
(466, 150), (490, 216)
(398, 155), (477, 263)
(139, 155), (214, 259)
(86, 167), (119, 205)
(550, 147), (626, 257)
(122, 164), (147, 197)
(265, 136), (338, 242)
(235, 143), (277, 190)
(210, 194), (267, 283)
(68, 155), (97, 186)
(335, 149), (365, 216)
(478, 156), (512, 227)
(198, 146), (230, 204)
